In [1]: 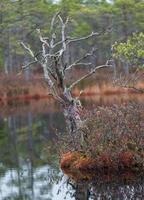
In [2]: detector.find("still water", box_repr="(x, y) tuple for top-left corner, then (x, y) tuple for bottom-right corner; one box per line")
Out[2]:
(0, 95), (144, 200)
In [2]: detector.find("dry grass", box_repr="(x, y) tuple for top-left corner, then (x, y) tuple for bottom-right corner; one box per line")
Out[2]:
(0, 73), (50, 102)
(0, 70), (144, 102)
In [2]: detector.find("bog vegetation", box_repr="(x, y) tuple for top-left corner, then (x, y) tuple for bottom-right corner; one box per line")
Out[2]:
(0, 0), (144, 182)
(60, 103), (144, 180)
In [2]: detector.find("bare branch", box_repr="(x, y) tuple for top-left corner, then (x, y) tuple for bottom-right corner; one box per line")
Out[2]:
(49, 26), (110, 50)
(113, 69), (144, 94)
(58, 15), (67, 52)
(50, 11), (60, 32)
(20, 42), (37, 60)
(50, 33), (56, 48)
(34, 51), (43, 59)
(20, 42), (39, 75)
(66, 62), (92, 70)
(52, 39), (66, 48)
(52, 36), (71, 48)
(17, 60), (39, 76)
(68, 64), (112, 90)
(50, 13), (67, 48)
(22, 60), (38, 70)
(35, 29), (63, 101)
(68, 32), (99, 43)
(66, 48), (97, 71)
(37, 29), (49, 46)
(67, 27), (112, 44)
(47, 67), (57, 81)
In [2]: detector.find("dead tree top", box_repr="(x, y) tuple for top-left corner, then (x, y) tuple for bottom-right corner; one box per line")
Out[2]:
(20, 13), (112, 104)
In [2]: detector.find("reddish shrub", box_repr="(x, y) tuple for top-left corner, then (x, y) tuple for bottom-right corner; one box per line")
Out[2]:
(96, 153), (114, 169)
(60, 103), (144, 178)
(119, 151), (134, 167)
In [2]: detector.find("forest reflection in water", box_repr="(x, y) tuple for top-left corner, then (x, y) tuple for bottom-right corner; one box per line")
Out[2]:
(0, 94), (144, 200)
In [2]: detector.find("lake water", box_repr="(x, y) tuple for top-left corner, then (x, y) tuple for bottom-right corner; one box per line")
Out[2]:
(0, 95), (144, 200)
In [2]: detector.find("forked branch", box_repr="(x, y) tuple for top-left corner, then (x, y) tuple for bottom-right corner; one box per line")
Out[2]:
(67, 26), (112, 44)
(20, 14), (112, 132)
(68, 64), (112, 90)
(66, 48), (97, 71)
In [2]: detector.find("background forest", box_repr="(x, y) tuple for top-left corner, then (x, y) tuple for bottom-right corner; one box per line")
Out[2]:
(0, 1), (144, 199)
(0, 0), (144, 76)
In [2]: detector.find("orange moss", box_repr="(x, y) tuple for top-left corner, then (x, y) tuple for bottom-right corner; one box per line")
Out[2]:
(60, 152), (95, 174)
(60, 152), (81, 169)
(75, 157), (96, 171)
(61, 152), (96, 171)
(61, 152), (95, 181)
(61, 151), (144, 181)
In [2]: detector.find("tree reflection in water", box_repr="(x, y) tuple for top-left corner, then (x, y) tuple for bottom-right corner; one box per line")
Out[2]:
(90, 177), (144, 199)
(0, 100), (144, 199)
(0, 109), (66, 200)
(63, 176), (144, 200)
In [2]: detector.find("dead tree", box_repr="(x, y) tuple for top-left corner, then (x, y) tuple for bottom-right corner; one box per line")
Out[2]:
(20, 13), (112, 134)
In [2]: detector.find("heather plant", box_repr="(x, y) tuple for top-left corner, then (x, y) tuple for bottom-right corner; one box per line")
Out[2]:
(60, 103), (144, 173)
(81, 103), (144, 156)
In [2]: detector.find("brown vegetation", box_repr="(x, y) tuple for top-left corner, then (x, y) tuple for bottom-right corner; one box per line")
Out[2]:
(61, 151), (143, 182)
(0, 73), (51, 102)
(60, 103), (144, 181)
(73, 81), (144, 96)
(0, 72), (144, 104)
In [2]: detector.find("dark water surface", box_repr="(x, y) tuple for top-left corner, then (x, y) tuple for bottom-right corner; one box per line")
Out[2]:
(0, 95), (144, 200)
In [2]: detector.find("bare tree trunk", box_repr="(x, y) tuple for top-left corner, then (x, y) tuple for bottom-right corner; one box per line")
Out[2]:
(63, 100), (82, 133)
(27, 112), (34, 199)
(8, 115), (23, 198)
(20, 14), (111, 134)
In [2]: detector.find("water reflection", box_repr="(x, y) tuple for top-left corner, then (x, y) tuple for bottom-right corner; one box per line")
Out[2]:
(55, 176), (144, 199)
(0, 96), (144, 199)
(0, 103), (66, 200)
(90, 177), (144, 199)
